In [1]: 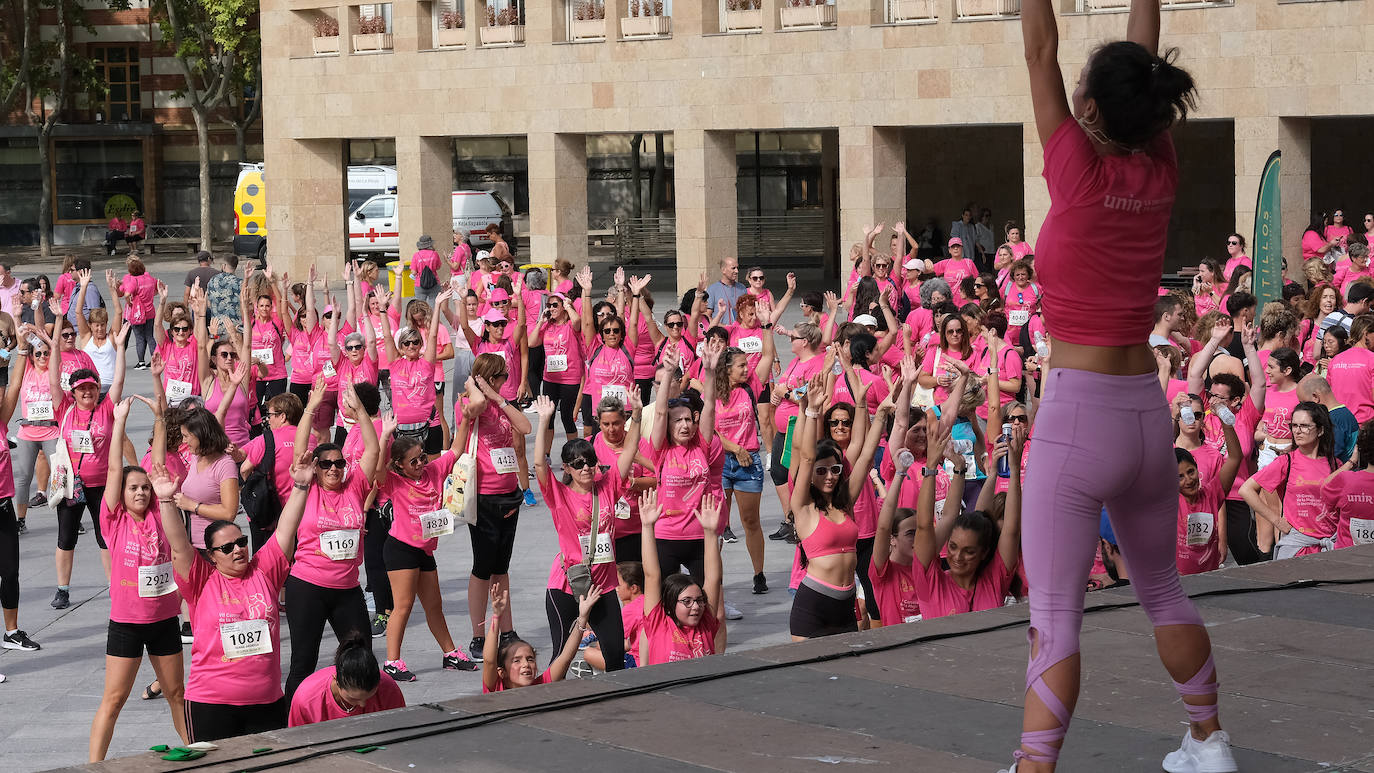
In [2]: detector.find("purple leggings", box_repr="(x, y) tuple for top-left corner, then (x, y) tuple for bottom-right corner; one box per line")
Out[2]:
(1018, 368), (1214, 763)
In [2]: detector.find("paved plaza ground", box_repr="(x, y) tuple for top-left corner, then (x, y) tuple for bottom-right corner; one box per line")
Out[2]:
(0, 250), (802, 772)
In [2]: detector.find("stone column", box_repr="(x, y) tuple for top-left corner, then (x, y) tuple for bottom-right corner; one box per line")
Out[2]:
(1021, 120), (1048, 248)
(674, 129), (738, 296)
(396, 135), (454, 290)
(1236, 116), (1310, 279)
(527, 132), (588, 266)
(838, 125), (904, 288)
(263, 136), (347, 278)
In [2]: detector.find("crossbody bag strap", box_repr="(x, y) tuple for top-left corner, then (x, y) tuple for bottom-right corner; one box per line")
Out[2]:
(585, 487), (599, 569)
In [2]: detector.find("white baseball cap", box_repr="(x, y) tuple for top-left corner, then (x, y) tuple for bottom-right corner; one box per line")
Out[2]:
(903, 258), (922, 270)
(854, 314), (879, 327)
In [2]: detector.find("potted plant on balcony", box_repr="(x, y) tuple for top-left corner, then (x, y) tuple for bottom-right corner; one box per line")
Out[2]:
(481, 1), (526, 45)
(891, 0), (937, 22)
(724, 0), (762, 32)
(312, 15), (340, 55)
(353, 14), (393, 51)
(622, 0), (671, 38)
(780, 0), (835, 28)
(571, 0), (606, 41)
(437, 9), (465, 47)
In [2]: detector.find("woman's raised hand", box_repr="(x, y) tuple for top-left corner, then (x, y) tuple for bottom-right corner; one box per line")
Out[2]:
(639, 487), (663, 527)
(534, 394), (556, 420)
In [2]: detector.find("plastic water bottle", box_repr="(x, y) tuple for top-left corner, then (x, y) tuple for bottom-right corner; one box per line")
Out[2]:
(1180, 406), (1196, 426)
(997, 422), (1013, 478)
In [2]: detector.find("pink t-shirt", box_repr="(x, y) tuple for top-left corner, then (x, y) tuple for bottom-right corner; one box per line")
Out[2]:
(831, 365), (889, 418)
(1250, 451), (1337, 545)
(631, 315), (657, 381)
(182, 453), (239, 549)
(1338, 266), (1374, 298)
(243, 425), (317, 505)
(1223, 255), (1252, 281)
(869, 558), (920, 625)
(474, 337), (520, 400)
(249, 316), (288, 381)
(622, 595), (646, 663)
(1035, 117), (1178, 346)
(1301, 230), (1327, 261)
(920, 346), (976, 406)
(726, 323), (768, 396)
(463, 398), (520, 495)
(540, 466), (627, 596)
(715, 387), (759, 452)
(1321, 470), (1374, 549)
(287, 665), (405, 727)
(911, 551), (1013, 620)
(0, 436), (13, 499)
(773, 353), (825, 435)
(342, 417), (384, 466)
(1328, 347), (1374, 423)
(290, 466), (371, 590)
(592, 433), (653, 539)
(159, 337), (201, 397)
(904, 308), (936, 355)
(1261, 386), (1300, 443)
(334, 354), (379, 427)
(1202, 396), (1261, 500)
(288, 325), (324, 385)
(449, 243), (472, 272)
(119, 274), (158, 325)
(1176, 476), (1225, 575)
(177, 537), (289, 705)
(16, 367), (59, 444)
(651, 433), (723, 540)
(933, 258), (978, 305)
(540, 321), (585, 386)
(59, 397), (115, 483)
(55, 273), (75, 312)
(383, 450), (457, 554)
(583, 343), (635, 406)
(640, 602), (721, 666)
(483, 670), (554, 693)
(389, 356), (438, 425)
(410, 248), (441, 280)
(103, 500), (181, 624)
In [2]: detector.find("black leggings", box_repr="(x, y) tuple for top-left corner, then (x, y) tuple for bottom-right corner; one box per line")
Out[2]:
(56, 486), (107, 551)
(364, 506), (394, 613)
(185, 696), (287, 742)
(526, 346), (545, 402)
(545, 587), (626, 672)
(636, 378), (654, 405)
(655, 538), (705, 587)
(283, 575), (371, 701)
(855, 536), (879, 621)
(613, 533), (642, 564)
(1224, 498), (1266, 565)
(542, 380), (580, 436)
(0, 499), (18, 609)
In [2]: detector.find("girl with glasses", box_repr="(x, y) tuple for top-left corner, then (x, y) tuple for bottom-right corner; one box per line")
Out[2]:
(713, 331), (777, 594)
(637, 488), (726, 665)
(456, 354), (532, 672)
(588, 396), (657, 564)
(281, 382), (385, 702)
(1241, 402), (1338, 560)
(11, 306), (63, 529)
(786, 367), (888, 640)
(457, 287), (526, 403)
(577, 267), (636, 440)
(918, 314), (977, 406)
(531, 290), (585, 454)
(154, 448), (309, 741)
(532, 390), (642, 672)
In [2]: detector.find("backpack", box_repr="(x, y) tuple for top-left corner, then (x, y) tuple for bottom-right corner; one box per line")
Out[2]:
(418, 264), (438, 290)
(240, 425), (281, 528)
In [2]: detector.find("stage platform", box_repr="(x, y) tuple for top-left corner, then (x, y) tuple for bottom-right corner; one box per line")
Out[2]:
(75, 545), (1374, 773)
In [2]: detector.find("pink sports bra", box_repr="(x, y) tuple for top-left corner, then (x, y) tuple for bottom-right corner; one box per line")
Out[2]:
(801, 512), (859, 560)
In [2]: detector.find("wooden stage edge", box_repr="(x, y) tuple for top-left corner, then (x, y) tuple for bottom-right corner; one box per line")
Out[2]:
(72, 545), (1374, 772)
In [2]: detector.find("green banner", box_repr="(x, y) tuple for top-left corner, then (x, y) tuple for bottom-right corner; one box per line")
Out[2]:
(1252, 150), (1283, 307)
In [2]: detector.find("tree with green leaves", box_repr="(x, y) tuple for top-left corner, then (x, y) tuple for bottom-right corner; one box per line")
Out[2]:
(153, 0), (260, 251)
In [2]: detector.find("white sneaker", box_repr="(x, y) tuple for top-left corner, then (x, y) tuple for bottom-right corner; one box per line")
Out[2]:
(1163, 729), (1237, 773)
(724, 601), (744, 620)
(995, 763), (1018, 773)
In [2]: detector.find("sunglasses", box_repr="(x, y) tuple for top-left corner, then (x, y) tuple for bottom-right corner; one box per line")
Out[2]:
(597, 309), (614, 317)
(566, 457), (595, 471)
(400, 339), (422, 348)
(487, 320), (509, 328)
(601, 328), (623, 335)
(828, 418), (853, 428)
(665, 320), (684, 329)
(491, 372), (509, 380)
(60, 331), (76, 339)
(1227, 240), (1240, 246)
(666, 397), (693, 409)
(401, 454), (427, 468)
(749, 275), (765, 281)
(171, 325), (190, 333)
(208, 535), (249, 555)
(873, 263), (891, 270)
(218, 351), (239, 360)
(345, 344), (364, 351)
(1009, 415), (1029, 424)
(33, 350), (50, 357)
(316, 458), (347, 470)
(498, 263), (513, 270)
(492, 299), (510, 306)
(813, 463), (844, 476)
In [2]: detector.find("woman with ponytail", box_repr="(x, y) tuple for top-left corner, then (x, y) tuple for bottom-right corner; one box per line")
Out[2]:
(288, 634), (406, 727)
(1010, 2), (1233, 772)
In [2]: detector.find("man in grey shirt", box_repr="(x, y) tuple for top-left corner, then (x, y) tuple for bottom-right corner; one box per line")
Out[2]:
(706, 256), (746, 325)
(184, 251), (221, 305)
(65, 258), (103, 328)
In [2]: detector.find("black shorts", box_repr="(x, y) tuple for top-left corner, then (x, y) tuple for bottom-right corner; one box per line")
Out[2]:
(107, 616), (183, 658)
(580, 393), (595, 428)
(383, 535), (437, 572)
(469, 489), (523, 580)
(789, 577), (859, 639)
(185, 696), (287, 743)
(770, 432), (791, 488)
(288, 380), (312, 406)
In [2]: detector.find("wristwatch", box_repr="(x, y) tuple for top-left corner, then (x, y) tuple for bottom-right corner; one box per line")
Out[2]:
(920, 467), (939, 478)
